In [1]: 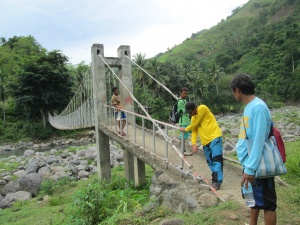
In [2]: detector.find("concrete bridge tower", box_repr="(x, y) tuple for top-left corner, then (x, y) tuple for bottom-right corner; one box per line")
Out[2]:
(91, 44), (144, 186)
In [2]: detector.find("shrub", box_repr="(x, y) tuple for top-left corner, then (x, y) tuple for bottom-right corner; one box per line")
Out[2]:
(22, 123), (52, 140)
(39, 177), (72, 197)
(69, 181), (115, 225)
(68, 175), (149, 225)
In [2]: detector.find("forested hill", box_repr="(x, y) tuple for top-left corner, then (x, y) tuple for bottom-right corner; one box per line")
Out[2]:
(155, 0), (300, 104)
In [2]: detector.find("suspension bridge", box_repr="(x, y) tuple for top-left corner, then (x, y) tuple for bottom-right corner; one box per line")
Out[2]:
(48, 44), (239, 202)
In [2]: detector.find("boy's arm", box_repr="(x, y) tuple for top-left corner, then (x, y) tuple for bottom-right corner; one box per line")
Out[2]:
(185, 105), (207, 132)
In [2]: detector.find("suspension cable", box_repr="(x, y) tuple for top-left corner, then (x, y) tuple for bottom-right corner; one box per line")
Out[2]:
(127, 55), (178, 100)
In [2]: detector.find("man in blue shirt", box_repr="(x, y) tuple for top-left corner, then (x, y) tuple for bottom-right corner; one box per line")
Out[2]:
(231, 73), (277, 225)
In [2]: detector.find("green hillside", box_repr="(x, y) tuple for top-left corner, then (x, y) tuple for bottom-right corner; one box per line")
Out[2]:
(153, 0), (300, 104)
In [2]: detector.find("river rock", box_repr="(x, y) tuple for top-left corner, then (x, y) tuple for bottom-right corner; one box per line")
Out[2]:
(0, 191), (32, 209)
(23, 149), (35, 157)
(19, 173), (42, 196)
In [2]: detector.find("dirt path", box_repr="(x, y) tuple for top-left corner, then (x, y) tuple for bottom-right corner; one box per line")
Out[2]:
(179, 143), (245, 205)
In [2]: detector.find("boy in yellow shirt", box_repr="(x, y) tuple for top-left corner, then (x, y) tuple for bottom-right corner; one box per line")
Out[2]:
(180, 102), (223, 190)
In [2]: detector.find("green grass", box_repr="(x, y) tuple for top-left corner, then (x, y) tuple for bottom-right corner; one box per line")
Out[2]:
(0, 160), (20, 172)
(281, 141), (300, 185)
(0, 165), (154, 225)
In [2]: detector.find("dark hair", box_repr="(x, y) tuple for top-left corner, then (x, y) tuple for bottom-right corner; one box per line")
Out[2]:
(230, 73), (255, 95)
(185, 102), (197, 112)
(180, 87), (188, 93)
(112, 86), (118, 93)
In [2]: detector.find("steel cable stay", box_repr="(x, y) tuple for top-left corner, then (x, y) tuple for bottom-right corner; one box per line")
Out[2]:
(127, 55), (178, 100)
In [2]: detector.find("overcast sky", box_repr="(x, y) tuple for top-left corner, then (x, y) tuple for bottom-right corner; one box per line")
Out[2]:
(1, 0), (249, 65)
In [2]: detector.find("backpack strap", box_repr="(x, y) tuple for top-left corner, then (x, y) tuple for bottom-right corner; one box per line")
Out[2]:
(268, 122), (274, 139)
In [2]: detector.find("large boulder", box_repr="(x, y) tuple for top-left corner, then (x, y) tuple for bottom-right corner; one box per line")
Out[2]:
(38, 166), (53, 178)
(25, 157), (39, 173)
(150, 170), (218, 213)
(85, 146), (97, 160)
(0, 191), (32, 209)
(1, 180), (20, 195)
(23, 149), (35, 157)
(18, 173), (42, 196)
(50, 166), (71, 181)
(45, 155), (59, 165)
(13, 170), (27, 178)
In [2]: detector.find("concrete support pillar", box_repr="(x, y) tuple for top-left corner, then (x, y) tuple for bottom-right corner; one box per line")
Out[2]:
(91, 44), (111, 181)
(117, 46), (134, 124)
(134, 156), (146, 186)
(123, 149), (135, 185)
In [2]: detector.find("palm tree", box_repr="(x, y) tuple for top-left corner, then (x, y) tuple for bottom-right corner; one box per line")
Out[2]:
(133, 53), (148, 92)
(179, 59), (203, 89)
(105, 67), (118, 101)
(193, 74), (208, 105)
(0, 70), (7, 127)
(147, 59), (170, 98)
(209, 63), (225, 95)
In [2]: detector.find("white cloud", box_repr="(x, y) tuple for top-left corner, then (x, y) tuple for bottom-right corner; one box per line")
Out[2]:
(1, 0), (248, 64)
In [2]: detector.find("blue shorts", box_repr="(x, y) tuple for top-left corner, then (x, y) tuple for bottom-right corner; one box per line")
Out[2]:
(115, 111), (126, 121)
(242, 177), (277, 211)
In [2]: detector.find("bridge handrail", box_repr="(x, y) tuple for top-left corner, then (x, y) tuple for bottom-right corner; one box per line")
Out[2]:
(102, 104), (195, 176)
(103, 104), (179, 129)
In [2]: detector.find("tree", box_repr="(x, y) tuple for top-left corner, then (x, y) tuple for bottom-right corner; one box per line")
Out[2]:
(147, 59), (170, 98)
(133, 53), (148, 92)
(68, 61), (91, 99)
(209, 63), (225, 95)
(193, 74), (208, 104)
(0, 70), (7, 127)
(10, 50), (73, 127)
(1, 35), (46, 68)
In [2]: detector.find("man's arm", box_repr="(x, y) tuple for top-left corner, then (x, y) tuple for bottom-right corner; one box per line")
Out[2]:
(177, 99), (185, 114)
(184, 105), (207, 132)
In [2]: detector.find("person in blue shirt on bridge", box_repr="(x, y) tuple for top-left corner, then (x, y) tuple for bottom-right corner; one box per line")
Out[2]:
(231, 73), (277, 225)
(177, 87), (192, 156)
(180, 102), (223, 190)
(111, 87), (126, 136)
